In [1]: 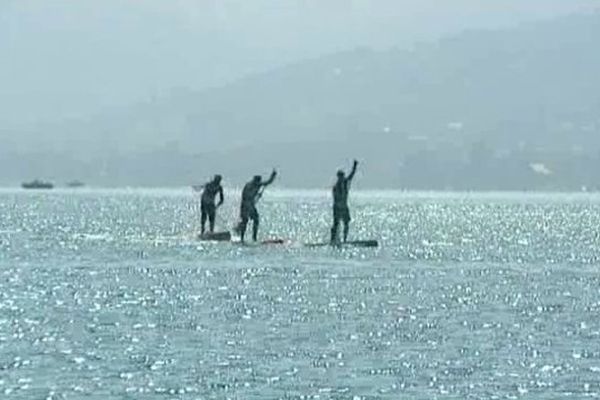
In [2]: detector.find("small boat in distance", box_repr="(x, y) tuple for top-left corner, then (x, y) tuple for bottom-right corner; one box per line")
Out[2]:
(22, 179), (54, 189)
(66, 180), (85, 188)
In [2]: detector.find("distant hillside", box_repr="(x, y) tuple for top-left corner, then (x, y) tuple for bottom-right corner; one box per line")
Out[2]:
(3, 13), (600, 189)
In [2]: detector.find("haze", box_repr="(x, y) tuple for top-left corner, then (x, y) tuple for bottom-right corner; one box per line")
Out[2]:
(2, 0), (595, 126)
(1, 1), (599, 189)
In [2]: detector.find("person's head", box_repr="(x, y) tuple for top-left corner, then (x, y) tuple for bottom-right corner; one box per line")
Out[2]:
(253, 175), (262, 184)
(213, 174), (222, 184)
(337, 170), (345, 180)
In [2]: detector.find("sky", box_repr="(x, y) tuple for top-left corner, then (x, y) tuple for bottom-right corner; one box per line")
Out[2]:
(1, 0), (598, 128)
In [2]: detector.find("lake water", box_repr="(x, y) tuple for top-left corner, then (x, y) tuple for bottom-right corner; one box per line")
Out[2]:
(1, 189), (600, 399)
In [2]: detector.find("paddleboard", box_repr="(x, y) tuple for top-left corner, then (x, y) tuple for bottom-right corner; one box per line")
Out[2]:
(262, 239), (288, 245)
(305, 240), (379, 248)
(233, 238), (290, 246)
(198, 231), (232, 242)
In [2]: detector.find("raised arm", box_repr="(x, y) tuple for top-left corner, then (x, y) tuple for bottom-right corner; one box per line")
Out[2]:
(346, 160), (359, 182)
(217, 185), (224, 207)
(261, 169), (277, 187)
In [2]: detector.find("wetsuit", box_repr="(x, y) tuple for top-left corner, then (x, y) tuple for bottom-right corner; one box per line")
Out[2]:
(331, 161), (358, 243)
(238, 171), (277, 242)
(200, 180), (224, 234)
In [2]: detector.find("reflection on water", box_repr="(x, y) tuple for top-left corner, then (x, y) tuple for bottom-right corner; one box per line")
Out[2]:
(1, 189), (600, 398)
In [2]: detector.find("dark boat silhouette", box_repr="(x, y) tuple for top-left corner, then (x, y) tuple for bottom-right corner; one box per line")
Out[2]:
(66, 180), (85, 188)
(21, 179), (54, 189)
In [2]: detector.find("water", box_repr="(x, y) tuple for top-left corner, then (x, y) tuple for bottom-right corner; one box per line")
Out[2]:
(1, 189), (600, 399)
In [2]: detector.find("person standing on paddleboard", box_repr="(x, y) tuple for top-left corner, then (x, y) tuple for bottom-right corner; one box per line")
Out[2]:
(331, 160), (359, 244)
(237, 169), (277, 243)
(197, 174), (224, 235)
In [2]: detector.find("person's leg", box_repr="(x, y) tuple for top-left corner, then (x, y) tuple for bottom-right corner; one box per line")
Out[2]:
(330, 210), (340, 244)
(343, 209), (351, 243)
(200, 205), (208, 235)
(208, 205), (216, 233)
(238, 204), (248, 242)
(251, 209), (260, 242)
(343, 220), (350, 243)
(239, 216), (248, 242)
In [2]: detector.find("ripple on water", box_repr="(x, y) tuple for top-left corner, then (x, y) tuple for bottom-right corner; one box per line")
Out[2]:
(1, 190), (600, 398)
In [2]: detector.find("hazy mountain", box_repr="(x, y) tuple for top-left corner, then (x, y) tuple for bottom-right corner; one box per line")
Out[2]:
(3, 13), (600, 189)
(1, 0), (595, 128)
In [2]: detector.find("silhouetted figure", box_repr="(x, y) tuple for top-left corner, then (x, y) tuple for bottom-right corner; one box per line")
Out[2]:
(331, 160), (358, 244)
(237, 170), (277, 242)
(199, 175), (224, 235)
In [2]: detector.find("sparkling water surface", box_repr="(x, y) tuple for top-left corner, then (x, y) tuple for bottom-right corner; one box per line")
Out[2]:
(1, 189), (600, 399)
